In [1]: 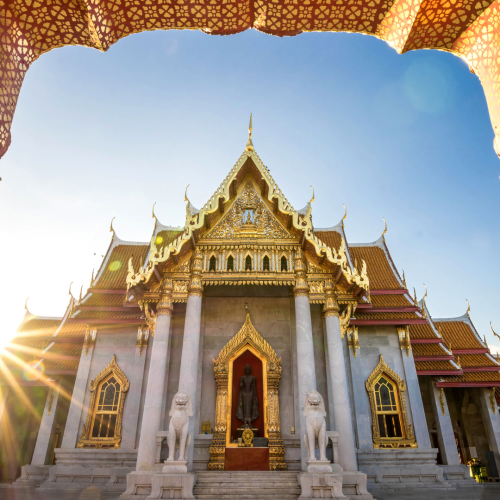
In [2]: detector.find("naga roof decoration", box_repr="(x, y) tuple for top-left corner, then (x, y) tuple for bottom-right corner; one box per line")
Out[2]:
(126, 148), (370, 293)
(2, 1), (500, 161)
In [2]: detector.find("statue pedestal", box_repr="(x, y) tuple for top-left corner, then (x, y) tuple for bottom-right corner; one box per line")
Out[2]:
(306, 460), (334, 474)
(162, 460), (188, 474)
(149, 471), (195, 499)
(298, 471), (346, 499)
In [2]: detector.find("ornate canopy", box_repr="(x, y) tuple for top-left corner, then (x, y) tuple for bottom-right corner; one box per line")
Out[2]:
(1, 1), (500, 159)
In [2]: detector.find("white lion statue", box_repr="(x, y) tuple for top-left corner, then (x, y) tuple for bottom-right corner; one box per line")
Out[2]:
(167, 391), (193, 462)
(303, 390), (328, 462)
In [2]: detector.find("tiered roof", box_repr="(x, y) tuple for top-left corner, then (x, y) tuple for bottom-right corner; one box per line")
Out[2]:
(3, 142), (499, 387)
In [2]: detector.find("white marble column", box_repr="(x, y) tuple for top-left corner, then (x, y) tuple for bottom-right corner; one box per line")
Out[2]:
(293, 250), (317, 471)
(136, 278), (173, 471)
(31, 382), (60, 465)
(61, 332), (96, 448)
(429, 380), (460, 465)
(177, 249), (204, 471)
(400, 336), (431, 449)
(323, 280), (358, 472)
(478, 387), (500, 475)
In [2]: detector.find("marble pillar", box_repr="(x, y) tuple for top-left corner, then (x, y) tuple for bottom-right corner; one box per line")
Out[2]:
(61, 333), (96, 449)
(31, 383), (60, 465)
(177, 249), (204, 471)
(400, 340), (431, 449)
(478, 387), (500, 475)
(293, 249), (317, 471)
(429, 381), (460, 465)
(136, 278), (173, 471)
(323, 281), (357, 472)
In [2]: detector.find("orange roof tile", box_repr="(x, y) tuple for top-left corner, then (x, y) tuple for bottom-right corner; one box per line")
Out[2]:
(349, 246), (403, 290)
(412, 343), (450, 357)
(10, 315), (61, 351)
(356, 311), (421, 320)
(314, 231), (342, 253)
(442, 372), (500, 383)
(459, 354), (500, 368)
(435, 320), (484, 350)
(409, 323), (440, 340)
(415, 360), (459, 371)
(154, 229), (184, 253)
(370, 295), (415, 308)
(81, 293), (126, 307)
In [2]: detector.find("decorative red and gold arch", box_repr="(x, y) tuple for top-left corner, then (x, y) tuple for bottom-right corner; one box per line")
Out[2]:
(2, 0), (500, 158)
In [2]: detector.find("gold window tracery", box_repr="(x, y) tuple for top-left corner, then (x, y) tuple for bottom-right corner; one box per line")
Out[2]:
(366, 355), (416, 449)
(78, 355), (129, 449)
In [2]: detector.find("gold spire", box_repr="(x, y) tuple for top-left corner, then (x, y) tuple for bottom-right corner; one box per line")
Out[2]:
(491, 322), (500, 341)
(90, 269), (95, 288)
(78, 285), (83, 304)
(382, 217), (387, 240)
(342, 204), (347, 228)
(152, 202), (157, 222)
(184, 185), (190, 203)
(110, 217), (115, 238)
(245, 114), (254, 152)
(309, 185), (315, 204)
(421, 283), (428, 303)
(402, 270), (407, 288)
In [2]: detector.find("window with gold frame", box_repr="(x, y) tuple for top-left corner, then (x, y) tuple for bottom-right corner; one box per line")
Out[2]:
(365, 355), (416, 449)
(78, 355), (129, 449)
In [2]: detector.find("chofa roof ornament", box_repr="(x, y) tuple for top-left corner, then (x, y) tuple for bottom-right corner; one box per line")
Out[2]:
(245, 114), (254, 152)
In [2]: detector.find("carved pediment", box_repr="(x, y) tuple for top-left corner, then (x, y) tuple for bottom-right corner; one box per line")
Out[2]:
(205, 181), (292, 241)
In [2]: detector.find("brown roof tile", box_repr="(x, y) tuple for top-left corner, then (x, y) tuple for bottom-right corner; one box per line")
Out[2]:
(314, 230), (342, 253)
(412, 343), (449, 356)
(356, 311), (421, 320)
(94, 243), (149, 290)
(10, 316), (61, 351)
(370, 295), (415, 308)
(443, 372), (500, 383)
(459, 354), (499, 368)
(415, 360), (458, 371)
(409, 323), (440, 340)
(81, 294), (126, 307)
(349, 246), (403, 290)
(435, 320), (484, 350)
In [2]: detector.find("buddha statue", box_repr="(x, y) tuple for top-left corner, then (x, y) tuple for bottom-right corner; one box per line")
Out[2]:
(236, 363), (259, 427)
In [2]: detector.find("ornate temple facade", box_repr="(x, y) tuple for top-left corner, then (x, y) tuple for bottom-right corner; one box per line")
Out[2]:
(1, 132), (500, 498)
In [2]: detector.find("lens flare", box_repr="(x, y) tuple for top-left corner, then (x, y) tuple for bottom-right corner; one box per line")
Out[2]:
(109, 260), (121, 271)
(155, 235), (163, 245)
(22, 359), (45, 381)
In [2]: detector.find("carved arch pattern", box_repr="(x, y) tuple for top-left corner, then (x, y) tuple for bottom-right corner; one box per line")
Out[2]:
(77, 355), (130, 449)
(209, 313), (286, 470)
(365, 355), (416, 449)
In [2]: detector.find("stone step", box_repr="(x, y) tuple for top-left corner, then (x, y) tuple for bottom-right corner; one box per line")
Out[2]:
(195, 496), (299, 500)
(195, 478), (299, 484)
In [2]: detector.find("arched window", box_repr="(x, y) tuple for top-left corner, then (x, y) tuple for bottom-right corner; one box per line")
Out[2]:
(374, 376), (402, 438)
(91, 375), (122, 438)
(280, 256), (288, 272)
(78, 355), (129, 448)
(227, 255), (234, 271)
(245, 255), (252, 271)
(365, 355), (416, 449)
(263, 256), (270, 271)
(209, 255), (216, 271)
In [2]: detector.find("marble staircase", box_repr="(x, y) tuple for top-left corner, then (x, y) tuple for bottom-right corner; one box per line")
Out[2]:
(193, 471), (301, 499)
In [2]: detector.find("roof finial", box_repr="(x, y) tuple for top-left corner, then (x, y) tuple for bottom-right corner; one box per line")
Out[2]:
(309, 186), (315, 204)
(78, 285), (83, 304)
(422, 283), (428, 302)
(68, 282), (73, 297)
(184, 185), (190, 203)
(342, 204), (347, 228)
(90, 269), (95, 288)
(491, 322), (500, 341)
(110, 217), (115, 238)
(413, 287), (418, 306)
(152, 202), (157, 222)
(24, 297), (29, 311)
(245, 114), (254, 152)
(382, 217), (387, 240)
(466, 299), (471, 316)
(402, 270), (407, 288)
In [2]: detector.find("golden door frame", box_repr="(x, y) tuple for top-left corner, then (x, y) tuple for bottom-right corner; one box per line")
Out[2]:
(208, 313), (286, 470)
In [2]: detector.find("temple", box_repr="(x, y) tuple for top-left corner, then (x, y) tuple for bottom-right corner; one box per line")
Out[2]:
(1, 125), (500, 499)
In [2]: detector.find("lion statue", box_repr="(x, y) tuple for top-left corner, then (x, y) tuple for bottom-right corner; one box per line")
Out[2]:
(303, 390), (328, 462)
(167, 391), (193, 462)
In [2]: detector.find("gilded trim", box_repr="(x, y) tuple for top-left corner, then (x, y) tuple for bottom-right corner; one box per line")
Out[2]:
(365, 355), (416, 449)
(77, 355), (130, 449)
(208, 313), (286, 471)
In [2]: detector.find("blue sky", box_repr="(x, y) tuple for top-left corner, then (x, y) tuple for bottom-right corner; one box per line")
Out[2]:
(0, 29), (499, 352)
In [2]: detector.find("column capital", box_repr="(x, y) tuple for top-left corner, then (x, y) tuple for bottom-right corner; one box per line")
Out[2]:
(189, 248), (204, 297)
(157, 276), (174, 316)
(323, 279), (339, 317)
(294, 249), (309, 298)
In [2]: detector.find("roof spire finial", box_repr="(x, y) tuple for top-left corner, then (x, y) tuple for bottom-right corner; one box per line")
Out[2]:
(382, 217), (387, 240)
(78, 285), (83, 304)
(152, 202), (157, 223)
(309, 186), (315, 204)
(24, 297), (29, 311)
(184, 185), (190, 203)
(68, 282), (73, 297)
(245, 114), (254, 152)
(491, 322), (500, 341)
(342, 204), (347, 228)
(422, 283), (428, 303)
(90, 269), (95, 288)
(110, 217), (115, 239)
(402, 270), (407, 288)
(466, 299), (471, 316)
